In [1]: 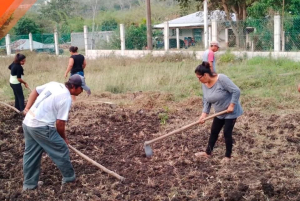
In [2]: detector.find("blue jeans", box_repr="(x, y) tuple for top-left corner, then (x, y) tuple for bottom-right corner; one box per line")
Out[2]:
(22, 124), (75, 190)
(71, 71), (84, 77)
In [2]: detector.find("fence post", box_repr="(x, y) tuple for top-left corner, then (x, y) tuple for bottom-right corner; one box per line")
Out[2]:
(164, 21), (169, 51)
(54, 31), (59, 55)
(203, 0), (208, 49)
(120, 24), (125, 52)
(84, 25), (88, 56)
(5, 34), (11, 55)
(225, 28), (228, 47)
(29, 33), (33, 51)
(176, 28), (180, 49)
(274, 15), (281, 52)
(281, 31), (285, 52)
(211, 19), (218, 42)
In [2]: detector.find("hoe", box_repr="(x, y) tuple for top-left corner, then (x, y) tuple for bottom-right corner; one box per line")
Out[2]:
(0, 102), (125, 181)
(143, 110), (227, 157)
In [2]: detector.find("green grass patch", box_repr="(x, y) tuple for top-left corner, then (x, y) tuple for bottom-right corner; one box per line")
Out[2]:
(0, 53), (299, 113)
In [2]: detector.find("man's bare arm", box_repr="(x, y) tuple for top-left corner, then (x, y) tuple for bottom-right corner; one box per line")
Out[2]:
(56, 120), (68, 144)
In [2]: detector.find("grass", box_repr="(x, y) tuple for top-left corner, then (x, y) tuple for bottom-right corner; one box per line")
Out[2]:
(0, 52), (300, 114)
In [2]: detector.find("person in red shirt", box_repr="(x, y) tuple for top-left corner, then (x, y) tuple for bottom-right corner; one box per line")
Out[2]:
(202, 41), (219, 73)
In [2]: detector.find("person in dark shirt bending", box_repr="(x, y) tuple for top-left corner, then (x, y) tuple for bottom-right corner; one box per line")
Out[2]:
(8, 53), (29, 112)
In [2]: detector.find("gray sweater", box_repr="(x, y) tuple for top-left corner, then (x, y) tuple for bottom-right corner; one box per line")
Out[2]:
(202, 74), (243, 119)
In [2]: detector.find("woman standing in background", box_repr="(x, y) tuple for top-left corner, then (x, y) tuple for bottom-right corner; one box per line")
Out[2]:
(64, 46), (86, 78)
(9, 53), (29, 112)
(64, 46), (90, 100)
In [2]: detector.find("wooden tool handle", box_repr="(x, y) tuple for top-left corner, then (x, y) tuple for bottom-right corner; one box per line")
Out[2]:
(68, 144), (125, 181)
(0, 101), (21, 113)
(144, 110), (227, 145)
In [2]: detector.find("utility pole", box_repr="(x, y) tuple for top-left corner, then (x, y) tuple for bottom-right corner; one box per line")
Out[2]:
(146, 0), (152, 50)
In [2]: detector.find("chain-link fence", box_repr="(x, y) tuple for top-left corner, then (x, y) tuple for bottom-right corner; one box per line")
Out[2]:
(216, 17), (300, 52)
(2, 16), (300, 54)
(217, 18), (275, 51)
(283, 17), (300, 51)
(0, 32), (72, 56)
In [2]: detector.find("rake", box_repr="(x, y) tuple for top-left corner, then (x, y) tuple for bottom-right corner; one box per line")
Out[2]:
(143, 110), (227, 157)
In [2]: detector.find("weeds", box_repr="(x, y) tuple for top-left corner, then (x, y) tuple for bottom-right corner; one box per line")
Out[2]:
(158, 107), (169, 125)
(219, 51), (237, 63)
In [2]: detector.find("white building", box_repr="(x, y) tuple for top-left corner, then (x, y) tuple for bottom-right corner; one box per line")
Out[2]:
(153, 10), (236, 47)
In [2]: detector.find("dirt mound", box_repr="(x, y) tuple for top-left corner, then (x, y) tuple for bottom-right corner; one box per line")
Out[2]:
(1, 97), (300, 200)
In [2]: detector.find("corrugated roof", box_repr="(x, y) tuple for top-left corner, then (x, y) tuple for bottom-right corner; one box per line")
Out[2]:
(154, 10), (236, 29)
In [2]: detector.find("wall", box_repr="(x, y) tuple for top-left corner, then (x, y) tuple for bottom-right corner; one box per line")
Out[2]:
(71, 31), (114, 49)
(86, 49), (300, 62)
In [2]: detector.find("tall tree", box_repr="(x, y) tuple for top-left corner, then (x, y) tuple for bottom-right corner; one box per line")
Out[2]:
(39, 0), (79, 33)
(13, 17), (41, 35)
(247, 0), (300, 18)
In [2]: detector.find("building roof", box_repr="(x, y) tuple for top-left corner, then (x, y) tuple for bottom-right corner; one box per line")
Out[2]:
(153, 10), (236, 29)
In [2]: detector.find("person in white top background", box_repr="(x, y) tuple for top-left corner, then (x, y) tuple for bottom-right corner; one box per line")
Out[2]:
(22, 74), (91, 191)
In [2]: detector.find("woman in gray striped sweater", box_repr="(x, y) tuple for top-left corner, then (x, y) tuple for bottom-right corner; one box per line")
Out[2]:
(194, 61), (243, 163)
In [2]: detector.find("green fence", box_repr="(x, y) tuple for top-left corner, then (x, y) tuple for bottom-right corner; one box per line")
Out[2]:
(2, 16), (300, 54)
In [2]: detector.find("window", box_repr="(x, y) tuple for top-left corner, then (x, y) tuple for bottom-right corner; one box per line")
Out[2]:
(171, 29), (182, 36)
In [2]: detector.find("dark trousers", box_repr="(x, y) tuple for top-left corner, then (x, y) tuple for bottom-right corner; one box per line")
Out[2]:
(206, 117), (236, 158)
(10, 83), (25, 111)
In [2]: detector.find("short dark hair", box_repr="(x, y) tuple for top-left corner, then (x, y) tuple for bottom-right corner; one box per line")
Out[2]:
(194, 61), (215, 77)
(65, 81), (81, 89)
(14, 53), (26, 64)
(69, 46), (78, 53)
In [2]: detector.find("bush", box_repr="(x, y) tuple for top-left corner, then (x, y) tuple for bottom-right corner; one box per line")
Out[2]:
(0, 49), (6, 55)
(219, 51), (236, 63)
(125, 24), (147, 50)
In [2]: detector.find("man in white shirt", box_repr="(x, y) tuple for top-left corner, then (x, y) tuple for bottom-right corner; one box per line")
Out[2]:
(22, 74), (91, 190)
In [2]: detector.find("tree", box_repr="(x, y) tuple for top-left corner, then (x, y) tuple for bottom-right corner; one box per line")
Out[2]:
(39, 0), (80, 33)
(177, 0), (252, 20)
(125, 24), (147, 49)
(247, 0), (300, 18)
(101, 19), (118, 31)
(13, 17), (41, 35)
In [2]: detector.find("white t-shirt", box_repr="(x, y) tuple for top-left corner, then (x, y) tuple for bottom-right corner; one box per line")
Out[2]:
(23, 82), (72, 127)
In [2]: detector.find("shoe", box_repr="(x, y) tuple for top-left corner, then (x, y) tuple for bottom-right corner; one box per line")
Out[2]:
(22, 181), (43, 192)
(194, 151), (210, 158)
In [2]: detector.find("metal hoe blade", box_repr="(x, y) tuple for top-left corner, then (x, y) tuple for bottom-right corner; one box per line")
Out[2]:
(144, 144), (153, 157)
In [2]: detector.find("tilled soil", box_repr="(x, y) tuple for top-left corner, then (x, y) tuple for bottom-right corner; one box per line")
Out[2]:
(1, 93), (300, 201)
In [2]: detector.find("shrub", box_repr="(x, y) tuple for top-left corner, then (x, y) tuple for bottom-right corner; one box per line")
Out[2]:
(219, 51), (236, 63)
